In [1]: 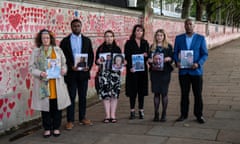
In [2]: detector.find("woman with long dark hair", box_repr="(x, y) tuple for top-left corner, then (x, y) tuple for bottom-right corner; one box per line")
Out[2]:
(124, 24), (149, 119)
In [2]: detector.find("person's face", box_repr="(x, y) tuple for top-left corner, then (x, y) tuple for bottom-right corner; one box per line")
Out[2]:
(187, 55), (193, 62)
(107, 55), (111, 60)
(153, 54), (162, 65)
(50, 61), (56, 67)
(135, 27), (143, 39)
(184, 20), (194, 35)
(115, 57), (122, 65)
(156, 32), (164, 43)
(71, 21), (82, 35)
(80, 57), (84, 62)
(104, 32), (114, 45)
(41, 33), (50, 46)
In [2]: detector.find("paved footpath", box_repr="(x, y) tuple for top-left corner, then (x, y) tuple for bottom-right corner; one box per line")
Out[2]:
(1, 39), (240, 144)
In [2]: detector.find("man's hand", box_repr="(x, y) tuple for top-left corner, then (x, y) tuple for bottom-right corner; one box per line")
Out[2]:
(192, 63), (199, 69)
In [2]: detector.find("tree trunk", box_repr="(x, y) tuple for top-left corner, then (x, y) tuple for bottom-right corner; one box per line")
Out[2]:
(181, 0), (192, 19)
(196, 0), (204, 21)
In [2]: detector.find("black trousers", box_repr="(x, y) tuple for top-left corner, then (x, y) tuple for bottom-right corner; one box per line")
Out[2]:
(42, 99), (62, 130)
(66, 78), (88, 122)
(130, 94), (144, 110)
(179, 74), (203, 118)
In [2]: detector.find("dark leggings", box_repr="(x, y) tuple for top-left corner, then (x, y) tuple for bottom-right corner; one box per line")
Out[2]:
(154, 93), (168, 113)
(130, 94), (144, 110)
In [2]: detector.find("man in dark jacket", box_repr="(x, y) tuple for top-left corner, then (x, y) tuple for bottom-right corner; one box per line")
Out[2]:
(60, 19), (94, 129)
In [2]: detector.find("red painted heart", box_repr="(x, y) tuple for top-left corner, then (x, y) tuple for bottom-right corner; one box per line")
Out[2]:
(7, 112), (11, 118)
(26, 78), (30, 89)
(8, 102), (15, 109)
(0, 99), (3, 108)
(9, 14), (21, 29)
(28, 98), (31, 108)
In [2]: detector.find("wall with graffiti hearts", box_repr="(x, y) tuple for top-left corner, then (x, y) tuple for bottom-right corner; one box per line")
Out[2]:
(0, 1), (142, 132)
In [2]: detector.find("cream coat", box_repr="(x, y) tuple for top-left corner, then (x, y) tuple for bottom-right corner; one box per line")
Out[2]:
(28, 46), (71, 111)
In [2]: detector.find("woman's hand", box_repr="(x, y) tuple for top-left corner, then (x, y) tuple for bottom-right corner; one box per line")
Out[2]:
(40, 72), (47, 78)
(97, 58), (103, 65)
(164, 57), (172, 62)
(143, 52), (148, 57)
(148, 58), (153, 63)
(130, 67), (135, 73)
(61, 69), (66, 75)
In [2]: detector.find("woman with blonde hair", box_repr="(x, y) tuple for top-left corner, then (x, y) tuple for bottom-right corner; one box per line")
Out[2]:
(148, 29), (173, 122)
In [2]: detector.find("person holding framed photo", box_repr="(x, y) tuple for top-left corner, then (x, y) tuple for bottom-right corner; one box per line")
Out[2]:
(95, 30), (122, 123)
(173, 19), (208, 124)
(60, 19), (94, 129)
(29, 29), (70, 138)
(148, 29), (173, 122)
(124, 24), (149, 119)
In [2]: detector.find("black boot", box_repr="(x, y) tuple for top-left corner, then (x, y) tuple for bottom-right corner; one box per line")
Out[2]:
(139, 111), (144, 119)
(129, 111), (135, 120)
(160, 111), (166, 122)
(153, 112), (159, 122)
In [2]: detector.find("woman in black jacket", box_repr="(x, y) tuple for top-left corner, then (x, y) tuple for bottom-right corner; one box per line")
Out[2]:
(124, 24), (149, 119)
(148, 29), (173, 122)
(95, 30), (122, 123)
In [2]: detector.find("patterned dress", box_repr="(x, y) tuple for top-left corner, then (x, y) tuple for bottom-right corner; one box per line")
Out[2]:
(99, 70), (121, 99)
(95, 43), (122, 100)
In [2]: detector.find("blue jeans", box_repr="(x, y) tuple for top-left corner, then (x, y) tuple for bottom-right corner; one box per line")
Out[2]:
(66, 77), (88, 122)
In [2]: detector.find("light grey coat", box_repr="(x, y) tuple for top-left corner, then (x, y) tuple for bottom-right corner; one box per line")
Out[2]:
(28, 46), (71, 112)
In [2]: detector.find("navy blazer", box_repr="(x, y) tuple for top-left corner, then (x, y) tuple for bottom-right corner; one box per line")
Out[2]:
(60, 34), (94, 80)
(173, 33), (208, 75)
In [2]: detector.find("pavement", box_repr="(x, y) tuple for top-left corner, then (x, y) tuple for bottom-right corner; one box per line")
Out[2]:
(1, 39), (240, 144)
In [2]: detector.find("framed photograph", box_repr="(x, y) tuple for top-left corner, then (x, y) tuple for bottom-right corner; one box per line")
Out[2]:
(180, 50), (194, 69)
(112, 53), (124, 71)
(99, 52), (111, 71)
(132, 54), (145, 72)
(74, 54), (88, 71)
(151, 52), (164, 71)
(46, 58), (61, 79)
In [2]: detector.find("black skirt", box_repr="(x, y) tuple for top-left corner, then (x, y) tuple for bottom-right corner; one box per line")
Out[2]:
(150, 71), (171, 95)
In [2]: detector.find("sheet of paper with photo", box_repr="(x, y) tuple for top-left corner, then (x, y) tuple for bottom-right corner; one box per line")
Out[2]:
(151, 52), (164, 71)
(180, 50), (194, 69)
(99, 52), (111, 71)
(46, 58), (61, 79)
(112, 53), (125, 71)
(132, 54), (145, 72)
(74, 54), (88, 71)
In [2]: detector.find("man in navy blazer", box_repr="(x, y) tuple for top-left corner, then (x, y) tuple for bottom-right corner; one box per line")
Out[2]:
(60, 19), (94, 129)
(173, 18), (208, 124)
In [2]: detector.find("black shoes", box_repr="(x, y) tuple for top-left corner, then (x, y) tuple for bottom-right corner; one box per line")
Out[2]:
(176, 115), (206, 124)
(176, 116), (187, 122)
(153, 112), (159, 122)
(197, 116), (206, 124)
(129, 111), (144, 119)
(129, 111), (135, 119)
(139, 111), (144, 119)
(160, 112), (166, 122)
